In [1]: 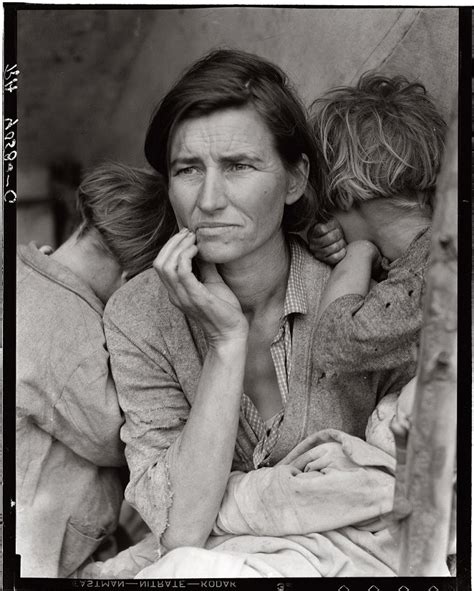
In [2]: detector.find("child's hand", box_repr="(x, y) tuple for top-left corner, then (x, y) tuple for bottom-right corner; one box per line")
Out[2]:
(397, 377), (417, 420)
(32, 242), (54, 255)
(39, 245), (54, 255)
(308, 219), (347, 265)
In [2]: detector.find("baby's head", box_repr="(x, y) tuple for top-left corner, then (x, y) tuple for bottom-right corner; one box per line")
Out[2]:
(365, 378), (417, 455)
(311, 73), (446, 221)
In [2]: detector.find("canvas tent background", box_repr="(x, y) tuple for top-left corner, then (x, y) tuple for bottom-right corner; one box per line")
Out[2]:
(10, 6), (460, 579)
(16, 7), (458, 247)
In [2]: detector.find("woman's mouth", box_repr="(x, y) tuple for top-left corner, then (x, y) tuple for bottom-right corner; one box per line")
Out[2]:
(195, 223), (237, 234)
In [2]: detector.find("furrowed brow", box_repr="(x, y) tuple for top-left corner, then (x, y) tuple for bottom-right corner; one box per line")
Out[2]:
(221, 152), (264, 164)
(169, 156), (200, 169)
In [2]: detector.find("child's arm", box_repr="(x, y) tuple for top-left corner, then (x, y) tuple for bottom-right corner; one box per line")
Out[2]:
(316, 240), (380, 323)
(314, 240), (428, 374)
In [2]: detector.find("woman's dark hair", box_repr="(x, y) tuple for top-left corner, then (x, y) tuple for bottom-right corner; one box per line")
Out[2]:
(77, 162), (177, 279)
(145, 48), (324, 232)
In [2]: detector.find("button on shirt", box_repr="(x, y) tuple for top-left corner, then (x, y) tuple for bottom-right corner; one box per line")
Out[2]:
(240, 239), (308, 468)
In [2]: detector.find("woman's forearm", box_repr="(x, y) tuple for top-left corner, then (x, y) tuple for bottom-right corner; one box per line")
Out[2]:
(162, 337), (247, 550)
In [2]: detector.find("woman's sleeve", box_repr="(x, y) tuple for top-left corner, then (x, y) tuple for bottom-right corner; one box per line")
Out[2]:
(104, 313), (190, 544)
(314, 266), (425, 373)
(214, 459), (394, 537)
(214, 432), (396, 537)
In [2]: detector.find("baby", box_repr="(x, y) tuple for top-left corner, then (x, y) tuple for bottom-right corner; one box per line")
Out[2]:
(308, 73), (446, 377)
(365, 377), (415, 455)
(297, 378), (416, 477)
(364, 377), (414, 455)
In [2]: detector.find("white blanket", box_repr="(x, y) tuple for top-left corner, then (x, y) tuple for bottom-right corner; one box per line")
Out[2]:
(80, 429), (450, 578)
(138, 429), (409, 578)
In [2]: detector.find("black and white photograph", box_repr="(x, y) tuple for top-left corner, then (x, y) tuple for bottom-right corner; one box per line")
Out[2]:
(3, 5), (467, 588)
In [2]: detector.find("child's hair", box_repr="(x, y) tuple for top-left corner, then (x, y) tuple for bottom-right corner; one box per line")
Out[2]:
(310, 72), (447, 219)
(76, 162), (178, 279)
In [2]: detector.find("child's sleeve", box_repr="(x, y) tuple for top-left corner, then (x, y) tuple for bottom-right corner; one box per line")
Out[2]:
(314, 265), (425, 373)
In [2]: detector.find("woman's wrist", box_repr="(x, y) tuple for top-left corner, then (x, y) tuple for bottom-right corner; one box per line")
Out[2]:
(207, 331), (249, 356)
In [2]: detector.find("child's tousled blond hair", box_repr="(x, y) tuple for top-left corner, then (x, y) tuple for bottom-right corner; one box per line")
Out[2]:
(311, 73), (447, 219)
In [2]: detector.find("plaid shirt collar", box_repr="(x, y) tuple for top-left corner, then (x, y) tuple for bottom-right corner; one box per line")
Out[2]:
(241, 237), (308, 468)
(281, 237), (308, 320)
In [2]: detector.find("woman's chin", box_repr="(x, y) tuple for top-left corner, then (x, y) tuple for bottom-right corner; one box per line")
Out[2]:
(197, 242), (242, 265)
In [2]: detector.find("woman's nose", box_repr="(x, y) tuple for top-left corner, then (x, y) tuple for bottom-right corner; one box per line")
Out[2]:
(196, 170), (227, 213)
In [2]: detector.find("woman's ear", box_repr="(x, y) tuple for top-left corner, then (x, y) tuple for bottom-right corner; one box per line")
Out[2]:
(285, 154), (310, 206)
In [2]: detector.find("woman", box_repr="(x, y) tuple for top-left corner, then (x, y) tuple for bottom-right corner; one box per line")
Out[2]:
(104, 50), (415, 577)
(16, 162), (174, 577)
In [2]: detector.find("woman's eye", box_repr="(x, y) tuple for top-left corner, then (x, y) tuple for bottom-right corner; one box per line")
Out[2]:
(176, 166), (199, 176)
(230, 163), (253, 172)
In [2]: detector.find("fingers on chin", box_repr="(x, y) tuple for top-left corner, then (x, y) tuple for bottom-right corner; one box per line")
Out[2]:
(155, 231), (196, 263)
(176, 246), (199, 274)
(155, 241), (197, 274)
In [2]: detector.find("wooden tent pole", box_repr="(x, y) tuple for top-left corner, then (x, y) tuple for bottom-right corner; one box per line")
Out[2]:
(396, 114), (458, 576)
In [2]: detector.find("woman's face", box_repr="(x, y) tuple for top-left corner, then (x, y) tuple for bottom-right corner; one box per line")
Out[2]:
(168, 106), (306, 265)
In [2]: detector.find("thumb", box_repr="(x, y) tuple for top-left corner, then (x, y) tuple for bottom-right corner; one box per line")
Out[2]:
(198, 260), (223, 284)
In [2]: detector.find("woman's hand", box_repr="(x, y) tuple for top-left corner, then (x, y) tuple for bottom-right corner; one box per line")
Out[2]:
(153, 228), (248, 549)
(308, 218), (347, 265)
(292, 442), (359, 473)
(153, 228), (248, 345)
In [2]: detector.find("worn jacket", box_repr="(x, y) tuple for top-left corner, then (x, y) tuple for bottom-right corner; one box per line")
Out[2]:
(104, 239), (415, 546)
(16, 243), (125, 577)
(314, 228), (431, 373)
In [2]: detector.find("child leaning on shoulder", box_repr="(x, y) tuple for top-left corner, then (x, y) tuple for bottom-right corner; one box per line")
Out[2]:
(308, 72), (446, 376)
